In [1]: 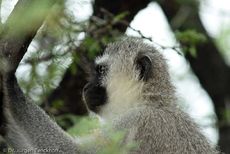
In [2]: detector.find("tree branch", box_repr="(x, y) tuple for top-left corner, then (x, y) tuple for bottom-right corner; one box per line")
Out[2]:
(0, 0), (56, 134)
(0, 0), (2, 24)
(0, 0), (56, 72)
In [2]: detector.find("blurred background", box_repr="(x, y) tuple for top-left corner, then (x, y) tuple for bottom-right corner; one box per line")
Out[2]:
(0, 0), (230, 153)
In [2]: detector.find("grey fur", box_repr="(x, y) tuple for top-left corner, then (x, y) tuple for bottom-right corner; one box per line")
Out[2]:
(91, 37), (220, 153)
(2, 73), (79, 154)
(1, 37), (220, 154)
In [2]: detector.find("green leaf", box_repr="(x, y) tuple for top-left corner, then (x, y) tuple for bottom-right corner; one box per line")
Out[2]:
(175, 29), (207, 45)
(67, 116), (100, 136)
(189, 45), (197, 57)
(175, 30), (206, 56)
(52, 99), (64, 109)
(113, 12), (129, 24)
(83, 37), (101, 59)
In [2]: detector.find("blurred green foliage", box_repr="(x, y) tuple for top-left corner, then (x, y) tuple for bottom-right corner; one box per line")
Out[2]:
(66, 115), (101, 136)
(222, 109), (230, 125)
(216, 25), (230, 125)
(176, 0), (198, 8)
(175, 29), (207, 57)
(5, 0), (60, 37)
(55, 114), (134, 153)
(82, 37), (101, 59)
(98, 131), (136, 154)
(216, 25), (230, 65)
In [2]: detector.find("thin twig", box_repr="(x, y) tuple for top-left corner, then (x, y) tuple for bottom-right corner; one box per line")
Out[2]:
(100, 8), (183, 55)
(0, 0), (2, 24)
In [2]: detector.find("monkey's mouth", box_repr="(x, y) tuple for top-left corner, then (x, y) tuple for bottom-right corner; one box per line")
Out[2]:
(83, 83), (107, 113)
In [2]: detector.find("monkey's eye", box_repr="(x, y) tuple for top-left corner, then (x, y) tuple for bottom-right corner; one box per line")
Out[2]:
(96, 65), (107, 75)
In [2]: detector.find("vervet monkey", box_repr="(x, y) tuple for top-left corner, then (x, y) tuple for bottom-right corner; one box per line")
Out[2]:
(0, 37), (220, 154)
(83, 37), (220, 153)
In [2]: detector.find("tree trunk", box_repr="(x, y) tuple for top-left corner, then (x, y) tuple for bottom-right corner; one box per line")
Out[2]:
(0, 0), (56, 139)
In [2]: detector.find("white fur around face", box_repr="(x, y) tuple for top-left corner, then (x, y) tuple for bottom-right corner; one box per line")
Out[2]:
(100, 72), (144, 120)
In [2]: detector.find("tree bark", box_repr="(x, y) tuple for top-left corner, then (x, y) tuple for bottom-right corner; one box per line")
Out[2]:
(0, 0), (56, 132)
(0, 0), (56, 71)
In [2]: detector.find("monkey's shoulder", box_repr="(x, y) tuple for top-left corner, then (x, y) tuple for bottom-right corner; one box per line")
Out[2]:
(113, 106), (187, 129)
(112, 106), (219, 154)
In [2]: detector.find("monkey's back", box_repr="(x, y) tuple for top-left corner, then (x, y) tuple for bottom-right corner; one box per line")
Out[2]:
(113, 106), (219, 154)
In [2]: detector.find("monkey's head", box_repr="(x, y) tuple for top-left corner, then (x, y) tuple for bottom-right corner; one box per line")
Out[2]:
(83, 38), (176, 117)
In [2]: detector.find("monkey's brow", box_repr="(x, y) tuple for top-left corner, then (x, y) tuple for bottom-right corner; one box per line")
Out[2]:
(95, 54), (109, 65)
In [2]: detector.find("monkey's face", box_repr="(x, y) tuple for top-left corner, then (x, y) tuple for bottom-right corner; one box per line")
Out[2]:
(83, 38), (171, 115)
(83, 62), (108, 113)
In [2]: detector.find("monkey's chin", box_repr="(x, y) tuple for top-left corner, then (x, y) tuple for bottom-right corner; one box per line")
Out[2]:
(88, 110), (106, 125)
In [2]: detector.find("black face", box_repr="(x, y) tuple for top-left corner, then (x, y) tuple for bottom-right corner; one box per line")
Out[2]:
(83, 64), (108, 113)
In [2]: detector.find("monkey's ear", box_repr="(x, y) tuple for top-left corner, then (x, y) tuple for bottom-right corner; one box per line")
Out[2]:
(135, 55), (152, 81)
